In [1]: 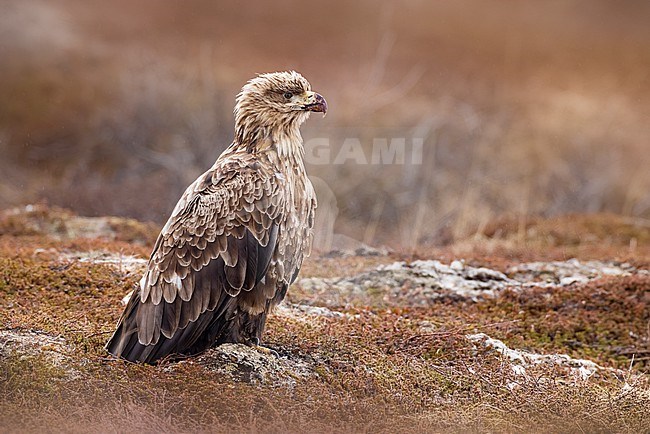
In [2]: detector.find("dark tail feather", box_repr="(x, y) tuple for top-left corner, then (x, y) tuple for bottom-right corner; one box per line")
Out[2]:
(106, 291), (227, 363)
(106, 267), (271, 363)
(105, 289), (250, 364)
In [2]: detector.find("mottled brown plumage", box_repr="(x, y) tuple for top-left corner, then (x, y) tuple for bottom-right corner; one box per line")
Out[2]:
(106, 71), (326, 363)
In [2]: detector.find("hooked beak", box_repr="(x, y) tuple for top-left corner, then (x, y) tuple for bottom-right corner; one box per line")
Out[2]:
(302, 92), (328, 115)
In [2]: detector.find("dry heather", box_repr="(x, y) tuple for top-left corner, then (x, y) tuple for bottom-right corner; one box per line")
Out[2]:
(1, 206), (649, 433)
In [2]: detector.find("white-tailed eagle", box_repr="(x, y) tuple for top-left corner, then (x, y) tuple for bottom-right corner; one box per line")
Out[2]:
(106, 71), (327, 363)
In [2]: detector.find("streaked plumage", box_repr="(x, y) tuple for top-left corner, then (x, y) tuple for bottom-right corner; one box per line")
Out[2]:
(106, 71), (326, 363)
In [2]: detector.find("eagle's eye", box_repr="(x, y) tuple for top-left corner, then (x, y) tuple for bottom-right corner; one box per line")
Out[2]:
(283, 92), (293, 100)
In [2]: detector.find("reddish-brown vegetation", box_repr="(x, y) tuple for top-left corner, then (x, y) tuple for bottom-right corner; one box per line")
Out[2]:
(0, 207), (648, 432)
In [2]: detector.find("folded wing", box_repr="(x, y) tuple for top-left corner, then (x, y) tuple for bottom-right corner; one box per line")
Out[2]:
(106, 157), (283, 363)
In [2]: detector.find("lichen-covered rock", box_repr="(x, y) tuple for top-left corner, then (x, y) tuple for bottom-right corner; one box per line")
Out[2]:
(0, 204), (158, 244)
(276, 302), (352, 320)
(0, 329), (79, 379)
(297, 259), (642, 307)
(298, 259), (517, 306)
(180, 343), (318, 387)
(59, 251), (147, 275)
(464, 332), (646, 395)
(507, 259), (637, 286)
(0, 329), (67, 358)
(467, 332), (609, 381)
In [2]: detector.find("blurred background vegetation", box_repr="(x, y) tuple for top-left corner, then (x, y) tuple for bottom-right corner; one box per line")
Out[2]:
(1, 0), (649, 250)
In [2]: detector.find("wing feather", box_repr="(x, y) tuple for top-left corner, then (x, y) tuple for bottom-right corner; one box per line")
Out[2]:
(106, 153), (284, 360)
(179, 272), (194, 302)
(244, 230), (259, 290)
(161, 296), (181, 339)
(224, 236), (247, 291)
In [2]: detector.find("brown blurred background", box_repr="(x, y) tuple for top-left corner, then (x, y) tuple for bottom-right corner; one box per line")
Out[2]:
(1, 0), (649, 250)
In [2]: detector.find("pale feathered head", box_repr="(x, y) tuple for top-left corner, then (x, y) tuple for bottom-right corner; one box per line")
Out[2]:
(234, 71), (327, 146)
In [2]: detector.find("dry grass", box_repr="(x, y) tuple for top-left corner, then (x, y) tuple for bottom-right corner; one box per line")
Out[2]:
(0, 207), (649, 432)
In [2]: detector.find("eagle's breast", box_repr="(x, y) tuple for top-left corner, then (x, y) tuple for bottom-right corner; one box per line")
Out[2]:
(266, 143), (316, 289)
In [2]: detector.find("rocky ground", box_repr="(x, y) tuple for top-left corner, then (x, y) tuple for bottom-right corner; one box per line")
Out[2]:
(1, 205), (649, 433)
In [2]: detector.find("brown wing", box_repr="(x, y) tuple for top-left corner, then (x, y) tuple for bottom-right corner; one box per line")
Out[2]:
(106, 154), (283, 361)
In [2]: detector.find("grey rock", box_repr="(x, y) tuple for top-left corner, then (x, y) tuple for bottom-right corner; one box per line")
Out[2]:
(183, 343), (318, 387)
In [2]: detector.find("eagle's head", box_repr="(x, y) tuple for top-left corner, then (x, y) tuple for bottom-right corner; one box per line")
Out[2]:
(234, 71), (327, 147)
